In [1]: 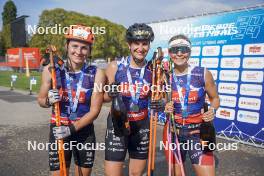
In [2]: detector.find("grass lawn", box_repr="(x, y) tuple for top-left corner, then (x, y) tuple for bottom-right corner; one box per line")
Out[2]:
(0, 71), (41, 93)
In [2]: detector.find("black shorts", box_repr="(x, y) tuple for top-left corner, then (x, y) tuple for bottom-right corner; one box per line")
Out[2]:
(105, 113), (149, 161)
(48, 123), (96, 171)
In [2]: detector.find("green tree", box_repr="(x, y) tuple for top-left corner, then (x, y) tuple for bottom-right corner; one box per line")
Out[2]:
(2, 0), (17, 25)
(1, 0), (17, 51)
(2, 24), (11, 49)
(0, 31), (5, 56)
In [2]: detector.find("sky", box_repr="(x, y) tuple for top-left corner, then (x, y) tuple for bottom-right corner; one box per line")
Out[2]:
(0, 0), (264, 30)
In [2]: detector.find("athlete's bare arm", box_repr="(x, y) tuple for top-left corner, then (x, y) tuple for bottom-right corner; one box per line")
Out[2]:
(205, 68), (220, 109)
(103, 61), (118, 102)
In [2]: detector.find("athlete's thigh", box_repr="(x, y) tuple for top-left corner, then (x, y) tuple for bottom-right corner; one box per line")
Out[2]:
(105, 114), (128, 161)
(72, 125), (96, 168)
(128, 119), (149, 160)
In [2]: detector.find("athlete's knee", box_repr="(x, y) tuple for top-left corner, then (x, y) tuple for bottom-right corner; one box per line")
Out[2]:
(129, 170), (144, 176)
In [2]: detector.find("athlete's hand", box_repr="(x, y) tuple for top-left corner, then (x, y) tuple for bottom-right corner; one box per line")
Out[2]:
(165, 101), (174, 113)
(47, 89), (61, 105)
(53, 124), (76, 140)
(108, 82), (120, 98)
(202, 107), (215, 122)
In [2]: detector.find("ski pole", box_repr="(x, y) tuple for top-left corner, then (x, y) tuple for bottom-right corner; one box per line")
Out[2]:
(47, 46), (67, 176)
(148, 51), (156, 176)
(148, 47), (163, 176)
(168, 60), (185, 176)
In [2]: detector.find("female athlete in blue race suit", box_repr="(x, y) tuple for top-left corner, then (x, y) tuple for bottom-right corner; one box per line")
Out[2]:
(104, 23), (156, 176)
(38, 25), (105, 176)
(164, 34), (220, 176)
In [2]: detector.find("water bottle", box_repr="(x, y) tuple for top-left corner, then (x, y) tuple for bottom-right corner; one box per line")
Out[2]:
(200, 102), (216, 152)
(111, 94), (130, 136)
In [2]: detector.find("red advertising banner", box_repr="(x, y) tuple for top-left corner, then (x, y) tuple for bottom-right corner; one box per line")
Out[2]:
(6, 48), (41, 69)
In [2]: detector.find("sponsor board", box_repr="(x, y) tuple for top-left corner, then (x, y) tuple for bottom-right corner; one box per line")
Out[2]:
(208, 70), (218, 80)
(221, 57), (241, 68)
(241, 71), (263, 83)
(148, 8), (264, 147)
(218, 82), (238, 94)
(216, 107), (235, 120)
(238, 97), (261, 110)
(237, 110), (259, 124)
(191, 46), (201, 56)
(219, 70), (240, 81)
(243, 57), (264, 69)
(219, 95), (237, 107)
(202, 46), (220, 56)
(240, 84), (262, 97)
(201, 58), (219, 68)
(244, 43), (264, 55)
(189, 58), (200, 67)
(222, 44), (242, 56)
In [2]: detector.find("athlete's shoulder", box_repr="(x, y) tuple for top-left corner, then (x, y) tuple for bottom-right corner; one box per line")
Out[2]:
(191, 66), (205, 74)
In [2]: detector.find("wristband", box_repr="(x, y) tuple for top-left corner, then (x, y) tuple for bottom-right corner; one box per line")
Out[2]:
(69, 124), (77, 135)
(45, 97), (51, 107)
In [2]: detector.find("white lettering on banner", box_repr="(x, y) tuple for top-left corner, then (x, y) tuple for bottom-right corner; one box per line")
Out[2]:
(240, 84), (262, 96)
(23, 52), (36, 61)
(219, 95), (237, 108)
(191, 46), (201, 56)
(221, 57), (241, 68)
(237, 110), (259, 124)
(155, 23), (237, 38)
(189, 58), (200, 67)
(216, 107), (235, 120)
(222, 45), (242, 56)
(202, 46), (220, 56)
(7, 54), (19, 62)
(243, 57), (264, 69)
(244, 43), (264, 55)
(238, 97), (261, 111)
(208, 70), (218, 80)
(241, 71), (263, 83)
(219, 70), (239, 81)
(201, 58), (219, 68)
(218, 82), (238, 94)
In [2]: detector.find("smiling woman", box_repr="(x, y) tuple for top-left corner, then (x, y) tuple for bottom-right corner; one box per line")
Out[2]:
(164, 34), (220, 176)
(37, 24), (106, 176)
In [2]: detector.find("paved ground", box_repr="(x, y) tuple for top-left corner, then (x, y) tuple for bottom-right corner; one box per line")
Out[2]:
(0, 86), (263, 176)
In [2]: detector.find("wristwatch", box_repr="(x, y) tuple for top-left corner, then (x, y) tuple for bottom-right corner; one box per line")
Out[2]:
(211, 107), (216, 114)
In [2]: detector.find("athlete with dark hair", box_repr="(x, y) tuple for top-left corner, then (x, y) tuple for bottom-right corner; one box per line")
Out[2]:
(104, 23), (157, 176)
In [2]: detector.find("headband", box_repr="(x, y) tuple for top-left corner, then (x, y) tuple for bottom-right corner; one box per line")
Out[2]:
(169, 39), (191, 48)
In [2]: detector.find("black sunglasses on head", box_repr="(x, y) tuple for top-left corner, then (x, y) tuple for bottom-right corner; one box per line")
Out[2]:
(169, 46), (191, 54)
